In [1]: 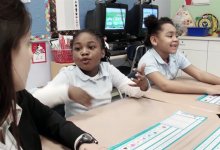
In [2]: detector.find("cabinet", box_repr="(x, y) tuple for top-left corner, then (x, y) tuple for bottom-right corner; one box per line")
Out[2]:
(207, 41), (220, 76)
(50, 61), (75, 79)
(178, 36), (220, 76)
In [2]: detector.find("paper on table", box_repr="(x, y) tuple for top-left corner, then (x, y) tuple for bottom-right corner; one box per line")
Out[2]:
(194, 127), (220, 150)
(110, 111), (206, 150)
(55, 0), (80, 31)
(198, 95), (220, 105)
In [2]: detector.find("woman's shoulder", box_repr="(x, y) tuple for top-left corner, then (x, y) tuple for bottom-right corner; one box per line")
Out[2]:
(16, 90), (35, 106)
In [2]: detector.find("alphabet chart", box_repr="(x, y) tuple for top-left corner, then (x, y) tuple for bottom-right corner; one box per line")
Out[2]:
(194, 127), (220, 150)
(109, 111), (206, 150)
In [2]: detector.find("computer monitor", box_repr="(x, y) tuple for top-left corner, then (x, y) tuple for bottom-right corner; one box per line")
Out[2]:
(105, 7), (126, 30)
(127, 4), (158, 39)
(85, 3), (128, 42)
(142, 6), (158, 28)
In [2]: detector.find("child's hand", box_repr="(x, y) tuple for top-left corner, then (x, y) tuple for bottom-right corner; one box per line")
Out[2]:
(206, 85), (220, 95)
(129, 64), (148, 91)
(68, 86), (93, 107)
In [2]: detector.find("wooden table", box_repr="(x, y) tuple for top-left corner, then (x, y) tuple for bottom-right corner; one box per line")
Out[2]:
(143, 77), (220, 114)
(41, 98), (220, 150)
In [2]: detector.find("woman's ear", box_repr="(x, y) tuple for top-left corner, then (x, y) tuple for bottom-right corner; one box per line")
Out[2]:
(101, 49), (105, 58)
(150, 35), (158, 46)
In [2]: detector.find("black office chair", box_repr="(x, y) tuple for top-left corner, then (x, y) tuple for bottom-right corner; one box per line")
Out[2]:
(127, 44), (146, 72)
(117, 43), (147, 76)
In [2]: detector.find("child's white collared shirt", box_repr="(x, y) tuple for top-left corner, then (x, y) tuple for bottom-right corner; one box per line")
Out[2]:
(34, 62), (146, 117)
(138, 48), (191, 84)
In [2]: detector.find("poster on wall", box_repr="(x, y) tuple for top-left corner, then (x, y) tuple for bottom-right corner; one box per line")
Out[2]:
(55, 0), (80, 31)
(32, 42), (47, 63)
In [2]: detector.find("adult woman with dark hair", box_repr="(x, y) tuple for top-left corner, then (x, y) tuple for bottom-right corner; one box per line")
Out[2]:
(0, 0), (100, 149)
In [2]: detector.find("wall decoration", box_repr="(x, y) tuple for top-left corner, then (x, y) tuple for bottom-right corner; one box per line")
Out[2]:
(56, 0), (80, 31)
(49, 0), (78, 38)
(25, 0), (50, 40)
(32, 42), (47, 63)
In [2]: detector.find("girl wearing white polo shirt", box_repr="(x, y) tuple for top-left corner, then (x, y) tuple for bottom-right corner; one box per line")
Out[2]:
(138, 15), (220, 94)
(34, 29), (149, 117)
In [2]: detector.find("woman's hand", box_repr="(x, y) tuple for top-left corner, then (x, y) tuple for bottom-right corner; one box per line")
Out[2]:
(79, 143), (107, 150)
(129, 64), (148, 91)
(68, 86), (93, 107)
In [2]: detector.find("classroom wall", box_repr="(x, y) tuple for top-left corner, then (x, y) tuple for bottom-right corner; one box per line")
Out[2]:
(26, 42), (52, 90)
(170, 0), (220, 28)
(152, 0), (171, 18)
(27, 0), (171, 36)
(26, 0), (171, 89)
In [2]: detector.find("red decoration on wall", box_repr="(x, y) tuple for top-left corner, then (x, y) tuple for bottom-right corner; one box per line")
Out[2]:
(32, 42), (47, 63)
(185, 0), (192, 5)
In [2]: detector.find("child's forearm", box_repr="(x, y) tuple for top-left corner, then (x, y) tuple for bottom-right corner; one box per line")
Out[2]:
(197, 71), (220, 85)
(159, 80), (209, 94)
(118, 81), (145, 98)
(33, 84), (68, 107)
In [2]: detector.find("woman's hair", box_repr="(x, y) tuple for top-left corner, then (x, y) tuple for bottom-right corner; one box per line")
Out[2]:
(0, 0), (31, 148)
(144, 15), (174, 47)
(71, 29), (111, 62)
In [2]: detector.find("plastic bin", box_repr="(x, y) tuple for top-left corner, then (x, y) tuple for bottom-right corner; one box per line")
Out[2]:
(52, 49), (73, 63)
(187, 27), (209, 36)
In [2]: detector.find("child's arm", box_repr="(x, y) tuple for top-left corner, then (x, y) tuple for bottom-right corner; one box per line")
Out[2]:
(183, 65), (220, 85)
(128, 64), (149, 91)
(33, 67), (73, 107)
(147, 71), (220, 95)
(110, 64), (147, 98)
(33, 84), (69, 107)
(68, 86), (93, 107)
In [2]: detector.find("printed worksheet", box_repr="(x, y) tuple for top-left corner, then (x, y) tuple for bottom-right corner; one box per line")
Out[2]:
(109, 111), (206, 150)
(198, 95), (220, 105)
(194, 127), (220, 150)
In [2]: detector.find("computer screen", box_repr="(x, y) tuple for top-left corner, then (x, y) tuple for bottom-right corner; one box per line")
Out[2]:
(142, 7), (158, 28)
(127, 4), (158, 39)
(85, 3), (128, 42)
(105, 8), (126, 30)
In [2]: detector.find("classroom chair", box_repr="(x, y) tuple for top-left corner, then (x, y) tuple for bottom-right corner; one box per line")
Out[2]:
(117, 42), (147, 76)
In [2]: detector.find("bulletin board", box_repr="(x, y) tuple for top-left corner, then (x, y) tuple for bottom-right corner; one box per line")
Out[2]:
(25, 0), (50, 40)
(25, 0), (134, 40)
(26, 0), (78, 40)
(49, 0), (78, 38)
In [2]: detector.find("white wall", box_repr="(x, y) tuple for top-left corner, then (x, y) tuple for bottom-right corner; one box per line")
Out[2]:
(26, 41), (52, 90)
(152, 0), (171, 18)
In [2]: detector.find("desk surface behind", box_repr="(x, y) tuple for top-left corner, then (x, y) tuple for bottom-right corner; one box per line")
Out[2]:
(144, 77), (220, 114)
